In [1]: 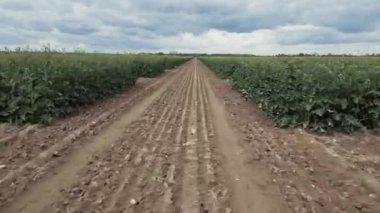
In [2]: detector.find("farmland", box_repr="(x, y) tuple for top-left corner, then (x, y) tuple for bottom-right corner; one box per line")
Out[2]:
(201, 56), (380, 132)
(0, 57), (380, 213)
(0, 53), (188, 124)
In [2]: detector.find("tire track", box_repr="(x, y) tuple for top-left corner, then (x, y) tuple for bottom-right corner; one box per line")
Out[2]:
(195, 61), (211, 212)
(59, 76), (180, 213)
(159, 63), (194, 213)
(195, 59), (228, 213)
(116, 62), (193, 213)
(180, 61), (202, 213)
(133, 63), (194, 212)
(199, 59), (292, 213)
(102, 66), (190, 213)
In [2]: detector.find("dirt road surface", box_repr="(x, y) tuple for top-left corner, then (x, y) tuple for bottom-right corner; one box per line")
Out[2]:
(0, 59), (380, 213)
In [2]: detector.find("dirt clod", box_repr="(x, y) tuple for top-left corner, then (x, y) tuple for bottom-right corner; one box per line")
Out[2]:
(129, 198), (138, 205)
(52, 151), (60, 157)
(40, 143), (47, 150)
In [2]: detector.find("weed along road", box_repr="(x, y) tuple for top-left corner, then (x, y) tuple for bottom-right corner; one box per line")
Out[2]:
(1, 59), (380, 213)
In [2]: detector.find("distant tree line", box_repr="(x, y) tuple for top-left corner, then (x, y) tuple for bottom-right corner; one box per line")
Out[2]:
(1, 46), (379, 57)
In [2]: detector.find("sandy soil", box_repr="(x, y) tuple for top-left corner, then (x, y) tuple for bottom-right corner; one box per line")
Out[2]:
(0, 59), (379, 213)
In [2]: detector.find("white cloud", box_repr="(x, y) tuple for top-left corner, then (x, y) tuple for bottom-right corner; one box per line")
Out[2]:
(152, 27), (380, 54)
(0, 0), (379, 54)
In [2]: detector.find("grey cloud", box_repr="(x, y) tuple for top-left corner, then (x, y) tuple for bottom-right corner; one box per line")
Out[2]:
(0, 1), (34, 11)
(121, 0), (380, 37)
(29, 21), (52, 33)
(276, 25), (380, 45)
(0, 0), (379, 53)
(57, 23), (98, 35)
(0, 31), (28, 45)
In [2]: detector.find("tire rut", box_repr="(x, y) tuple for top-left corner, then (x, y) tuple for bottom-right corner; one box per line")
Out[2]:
(60, 84), (176, 212)
(180, 62), (201, 213)
(134, 63), (194, 213)
(159, 63), (194, 213)
(115, 61), (193, 213)
(198, 60), (291, 213)
(196, 60), (231, 213)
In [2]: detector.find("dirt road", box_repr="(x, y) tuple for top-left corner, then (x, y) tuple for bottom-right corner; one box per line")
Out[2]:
(1, 59), (380, 213)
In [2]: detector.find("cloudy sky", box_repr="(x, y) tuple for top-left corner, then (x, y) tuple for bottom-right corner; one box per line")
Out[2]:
(1, 0), (380, 54)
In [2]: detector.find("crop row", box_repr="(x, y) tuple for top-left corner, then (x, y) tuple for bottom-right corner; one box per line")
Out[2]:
(0, 53), (188, 124)
(201, 56), (380, 132)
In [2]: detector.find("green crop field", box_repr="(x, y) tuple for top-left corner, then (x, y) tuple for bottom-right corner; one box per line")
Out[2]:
(201, 56), (380, 132)
(0, 53), (189, 124)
